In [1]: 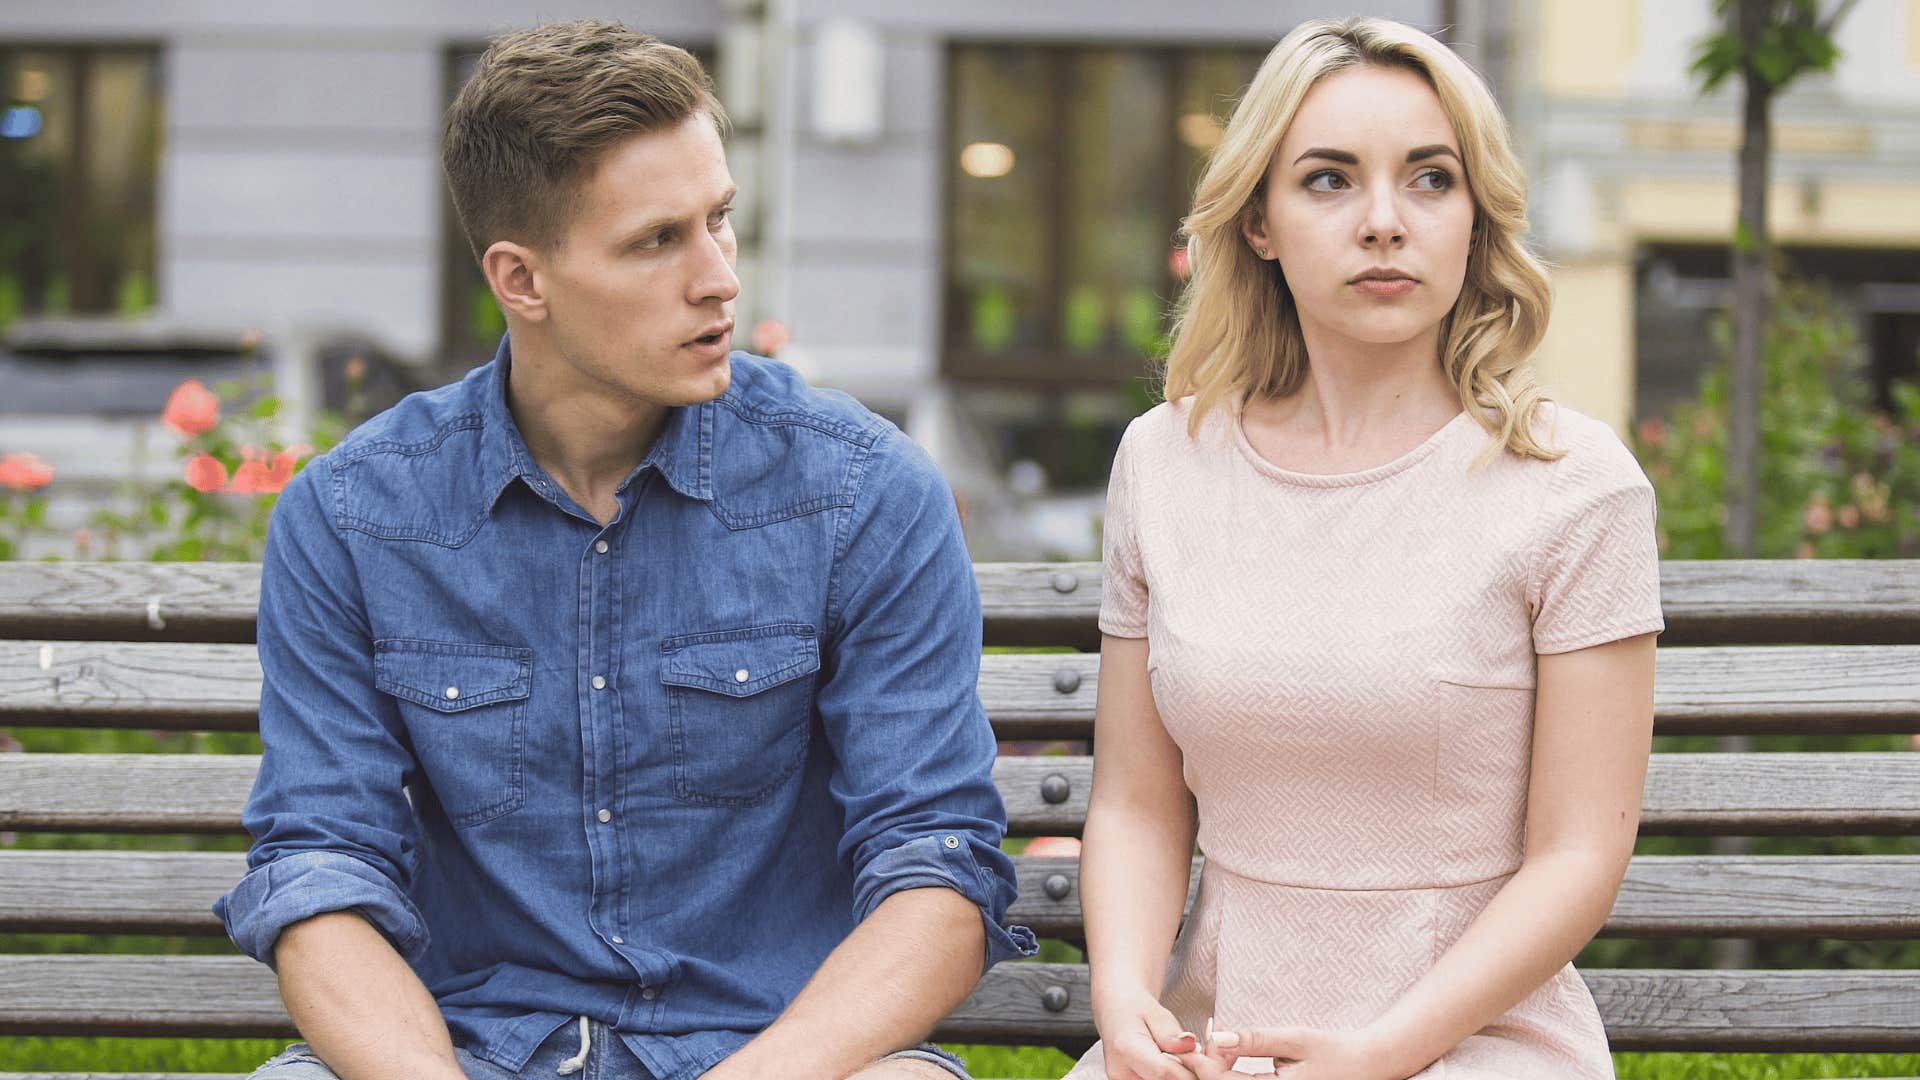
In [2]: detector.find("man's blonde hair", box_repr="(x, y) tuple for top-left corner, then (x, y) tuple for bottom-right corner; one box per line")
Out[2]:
(442, 20), (728, 262)
(1165, 17), (1560, 460)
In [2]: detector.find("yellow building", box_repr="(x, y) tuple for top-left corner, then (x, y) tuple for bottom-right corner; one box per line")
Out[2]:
(1515, 0), (1920, 432)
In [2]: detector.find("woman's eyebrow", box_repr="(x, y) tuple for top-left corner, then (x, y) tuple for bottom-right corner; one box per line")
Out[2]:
(1290, 145), (1462, 166)
(1293, 147), (1359, 166)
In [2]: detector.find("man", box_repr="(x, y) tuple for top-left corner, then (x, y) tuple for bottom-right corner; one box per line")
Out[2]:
(215, 21), (1033, 1080)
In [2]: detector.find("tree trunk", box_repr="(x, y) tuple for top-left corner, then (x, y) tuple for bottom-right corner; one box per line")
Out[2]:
(1725, 0), (1773, 558)
(1713, 0), (1777, 975)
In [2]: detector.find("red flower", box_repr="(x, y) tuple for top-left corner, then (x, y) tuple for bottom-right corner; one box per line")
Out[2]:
(1636, 417), (1667, 448)
(183, 453), (228, 493)
(752, 319), (790, 356)
(162, 379), (220, 438)
(0, 452), (54, 491)
(1169, 245), (1192, 279)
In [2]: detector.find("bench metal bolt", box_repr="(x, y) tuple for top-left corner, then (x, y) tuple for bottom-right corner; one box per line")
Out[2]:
(1052, 668), (1081, 694)
(1050, 572), (1079, 594)
(1043, 873), (1072, 900)
(1040, 773), (1071, 804)
(1041, 985), (1071, 1012)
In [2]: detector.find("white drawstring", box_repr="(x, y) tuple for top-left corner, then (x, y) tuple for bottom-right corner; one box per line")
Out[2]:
(556, 1015), (591, 1075)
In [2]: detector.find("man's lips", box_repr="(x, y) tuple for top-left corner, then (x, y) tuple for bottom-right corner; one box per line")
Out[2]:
(685, 322), (733, 347)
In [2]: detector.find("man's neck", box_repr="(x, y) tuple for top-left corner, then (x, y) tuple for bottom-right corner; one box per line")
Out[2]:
(505, 343), (668, 524)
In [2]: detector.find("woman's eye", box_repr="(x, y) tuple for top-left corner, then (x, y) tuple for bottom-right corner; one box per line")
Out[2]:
(1414, 169), (1455, 191)
(1304, 170), (1347, 192)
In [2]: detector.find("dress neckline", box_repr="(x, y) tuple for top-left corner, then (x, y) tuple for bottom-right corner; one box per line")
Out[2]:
(1229, 403), (1473, 489)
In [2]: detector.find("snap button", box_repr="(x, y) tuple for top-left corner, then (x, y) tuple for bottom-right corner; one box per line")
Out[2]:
(596, 808), (612, 823)
(611, 935), (624, 944)
(594, 539), (609, 554)
(591, 675), (607, 690)
(444, 686), (459, 700)
(734, 668), (750, 683)
(641, 988), (659, 1001)
(943, 835), (960, 849)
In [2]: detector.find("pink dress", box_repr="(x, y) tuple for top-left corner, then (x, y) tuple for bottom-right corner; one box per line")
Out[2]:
(1065, 399), (1664, 1079)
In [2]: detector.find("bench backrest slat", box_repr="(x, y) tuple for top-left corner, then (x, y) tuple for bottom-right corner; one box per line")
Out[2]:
(5, 560), (1919, 645)
(5, 642), (1916, 739)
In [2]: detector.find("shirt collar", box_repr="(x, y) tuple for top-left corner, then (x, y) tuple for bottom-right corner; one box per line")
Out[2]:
(475, 335), (715, 512)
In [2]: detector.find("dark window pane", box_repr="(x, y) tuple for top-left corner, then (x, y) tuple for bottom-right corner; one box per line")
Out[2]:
(948, 47), (1054, 358)
(943, 43), (1264, 385)
(1060, 49), (1172, 361)
(0, 46), (161, 323)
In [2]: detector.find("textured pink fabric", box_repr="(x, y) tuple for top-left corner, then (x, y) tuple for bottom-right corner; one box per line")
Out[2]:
(1068, 399), (1664, 1079)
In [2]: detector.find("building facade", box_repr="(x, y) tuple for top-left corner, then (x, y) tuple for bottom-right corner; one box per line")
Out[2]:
(5, 0), (1916, 558)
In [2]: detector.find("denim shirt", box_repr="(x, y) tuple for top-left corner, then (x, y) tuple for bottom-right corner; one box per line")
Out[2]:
(215, 340), (1036, 1079)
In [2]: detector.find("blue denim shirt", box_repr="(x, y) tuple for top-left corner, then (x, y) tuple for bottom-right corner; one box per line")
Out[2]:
(215, 339), (1036, 1079)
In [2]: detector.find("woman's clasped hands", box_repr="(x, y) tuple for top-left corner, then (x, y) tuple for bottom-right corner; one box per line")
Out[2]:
(1101, 1001), (1406, 1080)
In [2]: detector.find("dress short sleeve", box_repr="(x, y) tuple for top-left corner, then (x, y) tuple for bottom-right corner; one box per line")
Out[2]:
(1530, 426), (1666, 654)
(1099, 420), (1148, 638)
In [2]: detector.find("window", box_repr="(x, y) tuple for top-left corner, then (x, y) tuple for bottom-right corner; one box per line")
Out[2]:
(944, 43), (1265, 386)
(1635, 244), (1920, 421)
(0, 45), (163, 324)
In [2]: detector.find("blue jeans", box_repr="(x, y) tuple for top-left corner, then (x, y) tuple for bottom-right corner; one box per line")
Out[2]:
(248, 1018), (970, 1079)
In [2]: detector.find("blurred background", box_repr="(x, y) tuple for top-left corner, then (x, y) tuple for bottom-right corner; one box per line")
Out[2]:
(0, 0), (1916, 560)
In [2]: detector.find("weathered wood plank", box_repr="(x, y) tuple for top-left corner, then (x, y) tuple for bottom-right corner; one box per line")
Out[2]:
(5, 643), (1915, 738)
(994, 753), (1920, 837)
(5, 847), (1917, 941)
(6, 753), (1919, 837)
(0, 755), (259, 833)
(5, 560), (1918, 646)
(0, 563), (261, 644)
(0, 956), (1914, 1050)
(1003, 854), (1920, 939)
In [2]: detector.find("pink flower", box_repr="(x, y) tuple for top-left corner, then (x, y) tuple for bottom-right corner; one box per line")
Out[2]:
(183, 453), (228, 493)
(1636, 418), (1667, 448)
(1024, 836), (1082, 858)
(1169, 246), (1192, 279)
(1803, 492), (1832, 535)
(752, 319), (790, 356)
(1837, 504), (1860, 529)
(0, 452), (54, 491)
(162, 379), (220, 438)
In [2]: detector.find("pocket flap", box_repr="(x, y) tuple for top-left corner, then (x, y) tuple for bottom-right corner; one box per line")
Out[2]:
(660, 625), (819, 697)
(374, 639), (533, 712)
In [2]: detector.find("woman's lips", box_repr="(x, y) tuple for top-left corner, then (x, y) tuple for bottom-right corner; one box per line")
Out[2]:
(1352, 278), (1418, 297)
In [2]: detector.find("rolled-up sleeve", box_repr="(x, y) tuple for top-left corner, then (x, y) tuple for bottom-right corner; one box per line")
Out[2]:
(213, 457), (428, 968)
(816, 430), (1038, 968)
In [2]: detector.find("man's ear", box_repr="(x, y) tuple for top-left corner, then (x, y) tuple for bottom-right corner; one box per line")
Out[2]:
(482, 240), (548, 324)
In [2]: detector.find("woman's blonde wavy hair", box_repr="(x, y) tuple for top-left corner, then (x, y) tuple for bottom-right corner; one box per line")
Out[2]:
(1165, 17), (1560, 461)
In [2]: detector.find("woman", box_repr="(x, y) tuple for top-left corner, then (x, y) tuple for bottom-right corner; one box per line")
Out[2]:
(1068, 17), (1663, 1080)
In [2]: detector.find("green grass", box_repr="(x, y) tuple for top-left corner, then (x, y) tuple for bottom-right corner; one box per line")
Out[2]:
(944, 1047), (1920, 1079)
(2, 1039), (1915, 1077)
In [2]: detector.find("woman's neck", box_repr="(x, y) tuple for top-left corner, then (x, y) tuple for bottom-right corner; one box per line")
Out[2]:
(1238, 320), (1461, 473)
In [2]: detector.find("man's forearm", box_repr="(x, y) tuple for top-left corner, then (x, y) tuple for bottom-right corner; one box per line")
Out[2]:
(711, 886), (987, 1079)
(273, 911), (464, 1080)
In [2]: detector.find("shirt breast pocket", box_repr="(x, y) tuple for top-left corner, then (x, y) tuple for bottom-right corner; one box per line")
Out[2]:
(660, 624), (820, 807)
(373, 639), (532, 828)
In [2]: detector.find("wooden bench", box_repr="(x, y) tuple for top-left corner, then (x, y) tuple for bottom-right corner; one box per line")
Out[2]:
(1, 559), (1918, 1078)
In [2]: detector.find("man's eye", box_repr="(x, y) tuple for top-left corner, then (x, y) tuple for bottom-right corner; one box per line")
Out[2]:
(709, 206), (734, 229)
